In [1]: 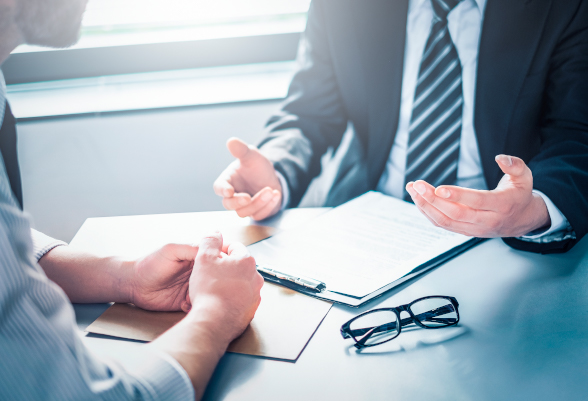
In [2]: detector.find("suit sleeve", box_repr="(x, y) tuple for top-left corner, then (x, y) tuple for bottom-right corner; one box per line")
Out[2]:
(258, 0), (349, 207)
(503, 0), (588, 254)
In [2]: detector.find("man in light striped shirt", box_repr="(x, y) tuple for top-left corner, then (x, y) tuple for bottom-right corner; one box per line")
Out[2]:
(0, 1), (264, 400)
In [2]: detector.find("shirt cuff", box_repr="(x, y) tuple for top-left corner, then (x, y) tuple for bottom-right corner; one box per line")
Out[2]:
(275, 171), (290, 211)
(108, 345), (194, 401)
(519, 190), (571, 240)
(31, 229), (67, 262)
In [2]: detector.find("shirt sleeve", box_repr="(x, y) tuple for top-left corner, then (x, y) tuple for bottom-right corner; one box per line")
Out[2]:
(31, 228), (67, 262)
(0, 194), (194, 400)
(276, 170), (291, 210)
(518, 190), (577, 243)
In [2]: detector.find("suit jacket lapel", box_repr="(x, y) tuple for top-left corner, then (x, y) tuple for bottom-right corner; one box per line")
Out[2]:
(475, 0), (552, 187)
(355, 0), (409, 188)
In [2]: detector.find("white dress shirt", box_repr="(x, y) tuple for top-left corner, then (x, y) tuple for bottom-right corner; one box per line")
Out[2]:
(279, 0), (569, 240)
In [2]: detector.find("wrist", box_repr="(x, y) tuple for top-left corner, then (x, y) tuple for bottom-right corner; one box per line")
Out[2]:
(116, 258), (136, 304)
(522, 193), (551, 235)
(186, 298), (234, 349)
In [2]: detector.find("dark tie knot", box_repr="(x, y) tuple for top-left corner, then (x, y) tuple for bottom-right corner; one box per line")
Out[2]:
(432, 0), (462, 21)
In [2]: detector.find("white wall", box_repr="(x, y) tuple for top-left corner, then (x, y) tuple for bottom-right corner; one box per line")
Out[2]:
(18, 101), (282, 241)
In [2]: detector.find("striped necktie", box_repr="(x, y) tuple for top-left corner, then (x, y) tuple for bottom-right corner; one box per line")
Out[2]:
(404, 0), (463, 201)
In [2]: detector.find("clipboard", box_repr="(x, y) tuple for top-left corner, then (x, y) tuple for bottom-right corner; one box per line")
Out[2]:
(248, 192), (483, 307)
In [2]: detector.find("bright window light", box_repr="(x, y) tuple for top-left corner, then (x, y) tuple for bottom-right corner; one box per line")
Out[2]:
(16, 0), (311, 52)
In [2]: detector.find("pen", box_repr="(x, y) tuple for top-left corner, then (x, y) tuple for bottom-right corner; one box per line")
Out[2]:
(256, 265), (326, 292)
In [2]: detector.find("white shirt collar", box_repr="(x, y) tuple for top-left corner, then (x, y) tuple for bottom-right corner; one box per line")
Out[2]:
(411, 0), (487, 14)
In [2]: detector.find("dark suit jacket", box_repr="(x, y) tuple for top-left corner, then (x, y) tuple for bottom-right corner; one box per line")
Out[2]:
(259, 0), (588, 254)
(0, 102), (23, 209)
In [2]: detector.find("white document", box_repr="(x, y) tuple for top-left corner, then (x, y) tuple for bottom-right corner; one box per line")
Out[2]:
(249, 191), (472, 298)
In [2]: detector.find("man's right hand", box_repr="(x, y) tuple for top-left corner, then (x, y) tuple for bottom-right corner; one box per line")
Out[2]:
(214, 137), (283, 221)
(188, 232), (264, 345)
(152, 232), (263, 398)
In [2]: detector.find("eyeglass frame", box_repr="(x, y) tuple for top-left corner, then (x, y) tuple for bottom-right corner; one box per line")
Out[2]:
(340, 295), (460, 349)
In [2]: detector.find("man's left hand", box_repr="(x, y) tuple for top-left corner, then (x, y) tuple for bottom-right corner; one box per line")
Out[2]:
(128, 244), (199, 312)
(405, 154), (551, 238)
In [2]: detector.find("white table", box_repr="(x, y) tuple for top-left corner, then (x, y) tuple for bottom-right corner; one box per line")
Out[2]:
(71, 208), (588, 401)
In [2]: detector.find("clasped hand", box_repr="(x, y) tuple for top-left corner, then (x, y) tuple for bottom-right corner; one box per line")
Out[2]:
(406, 154), (550, 238)
(127, 232), (263, 333)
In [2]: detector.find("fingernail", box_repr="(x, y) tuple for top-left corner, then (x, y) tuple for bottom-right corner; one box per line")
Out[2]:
(497, 154), (512, 166)
(437, 188), (450, 198)
(239, 197), (248, 205)
(261, 192), (272, 202)
(414, 182), (426, 195)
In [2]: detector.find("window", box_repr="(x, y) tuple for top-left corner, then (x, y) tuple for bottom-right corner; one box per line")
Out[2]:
(6, 0), (310, 84)
(16, 0), (310, 52)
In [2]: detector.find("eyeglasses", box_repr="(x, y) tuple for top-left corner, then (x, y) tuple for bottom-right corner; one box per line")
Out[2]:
(340, 296), (460, 349)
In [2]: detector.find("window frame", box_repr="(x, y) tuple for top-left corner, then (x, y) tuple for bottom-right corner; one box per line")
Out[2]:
(3, 33), (300, 85)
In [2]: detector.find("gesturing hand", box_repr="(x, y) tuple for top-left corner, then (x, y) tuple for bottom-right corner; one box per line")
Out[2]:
(214, 137), (282, 221)
(130, 244), (198, 312)
(188, 232), (264, 344)
(405, 154), (551, 238)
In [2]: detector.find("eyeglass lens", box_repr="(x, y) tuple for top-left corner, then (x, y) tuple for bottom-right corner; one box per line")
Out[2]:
(410, 297), (458, 328)
(349, 310), (399, 346)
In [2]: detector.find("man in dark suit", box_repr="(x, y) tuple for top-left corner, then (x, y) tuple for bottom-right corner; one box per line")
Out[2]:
(215, 0), (588, 254)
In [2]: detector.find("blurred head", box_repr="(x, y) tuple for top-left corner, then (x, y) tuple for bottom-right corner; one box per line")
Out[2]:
(0, 0), (88, 50)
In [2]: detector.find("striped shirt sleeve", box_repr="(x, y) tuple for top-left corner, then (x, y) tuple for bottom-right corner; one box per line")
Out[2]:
(0, 163), (194, 400)
(31, 228), (67, 261)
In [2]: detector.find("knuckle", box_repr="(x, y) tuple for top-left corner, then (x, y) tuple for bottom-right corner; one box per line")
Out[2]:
(415, 198), (427, 208)
(243, 255), (257, 269)
(222, 199), (234, 210)
(236, 209), (249, 218)
(437, 216), (451, 227)
(453, 208), (465, 221)
(160, 243), (176, 253)
(197, 251), (216, 262)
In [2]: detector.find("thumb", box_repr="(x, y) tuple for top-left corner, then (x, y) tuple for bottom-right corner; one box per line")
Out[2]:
(227, 137), (260, 165)
(495, 154), (527, 178)
(197, 232), (223, 260)
(165, 243), (198, 262)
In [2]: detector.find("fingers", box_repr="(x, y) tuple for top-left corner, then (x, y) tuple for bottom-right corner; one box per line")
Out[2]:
(407, 182), (481, 236)
(412, 181), (494, 224)
(227, 137), (257, 164)
(197, 232), (223, 260)
(435, 185), (498, 211)
(161, 243), (198, 262)
(495, 154), (528, 177)
(235, 187), (281, 219)
(222, 193), (252, 210)
(226, 242), (250, 259)
(213, 172), (235, 198)
(251, 191), (281, 221)
(226, 242), (262, 289)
